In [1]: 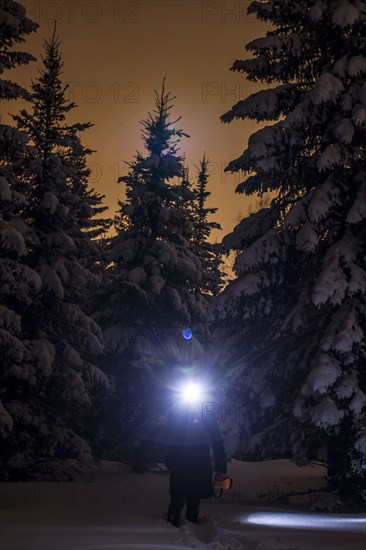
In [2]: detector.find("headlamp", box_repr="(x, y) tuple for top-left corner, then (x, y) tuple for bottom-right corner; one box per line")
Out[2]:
(180, 381), (203, 404)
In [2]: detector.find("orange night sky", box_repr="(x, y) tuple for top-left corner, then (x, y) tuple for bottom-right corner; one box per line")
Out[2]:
(3, 0), (269, 240)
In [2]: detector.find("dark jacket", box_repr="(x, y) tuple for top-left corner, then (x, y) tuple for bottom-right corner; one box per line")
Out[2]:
(164, 410), (227, 499)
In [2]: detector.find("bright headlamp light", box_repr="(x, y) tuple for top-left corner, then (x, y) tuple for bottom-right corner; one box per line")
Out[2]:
(179, 381), (203, 404)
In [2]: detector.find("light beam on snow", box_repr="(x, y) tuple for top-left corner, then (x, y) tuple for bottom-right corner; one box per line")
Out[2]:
(245, 512), (366, 531)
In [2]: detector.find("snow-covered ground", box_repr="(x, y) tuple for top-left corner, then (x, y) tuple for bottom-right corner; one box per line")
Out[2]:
(1, 459), (365, 550)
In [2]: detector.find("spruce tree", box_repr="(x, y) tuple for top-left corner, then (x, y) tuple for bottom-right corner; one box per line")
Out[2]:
(104, 83), (206, 355)
(0, 0), (41, 478)
(12, 30), (108, 472)
(215, 0), (366, 505)
(192, 154), (223, 296)
(97, 84), (208, 458)
(62, 129), (111, 279)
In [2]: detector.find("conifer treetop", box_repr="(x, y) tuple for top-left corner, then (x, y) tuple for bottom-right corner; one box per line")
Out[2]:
(14, 25), (92, 158)
(141, 78), (189, 159)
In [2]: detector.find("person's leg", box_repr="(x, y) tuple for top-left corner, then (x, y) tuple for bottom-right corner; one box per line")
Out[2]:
(167, 492), (185, 527)
(185, 493), (201, 523)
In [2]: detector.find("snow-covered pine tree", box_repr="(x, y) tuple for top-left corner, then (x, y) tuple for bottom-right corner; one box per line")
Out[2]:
(104, 82), (206, 355)
(191, 154), (223, 296)
(0, 0), (42, 478)
(61, 128), (111, 278)
(214, 0), (366, 504)
(96, 84), (208, 457)
(11, 29), (109, 473)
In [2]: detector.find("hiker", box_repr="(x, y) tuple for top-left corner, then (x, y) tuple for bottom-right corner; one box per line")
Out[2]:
(164, 405), (227, 526)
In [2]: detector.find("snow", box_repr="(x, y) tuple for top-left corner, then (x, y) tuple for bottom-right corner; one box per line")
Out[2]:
(335, 375), (358, 399)
(139, 153), (160, 168)
(248, 35), (283, 54)
(284, 200), (307, 227)
(332, 0), (361, 27)
(347, 177), (366, 223)
(312, 260), (347, 306)
(0, 222), (28, 256)
(311, 233), (364, 307)
(283, 106), (302, 129)
(87, 365), (109, 387)
(0, 124), (26, 146)
(247, 125), (278, 158)
(0, 328), (28, 362)
(150, 273), (165, 294)
(308, 179), (339, 222)
(0, 305), (21, 333)
(321, 307), (363, 353)
(317, 144), (342, 172)
(352, 103), (366, 126)
(333, 56), (348, 78)
(223, 86), (286, 121)
(126, 267), (147, 285)
(311, 74), (344, 105)
(176, 257), (201, 283)
(311, 397), (344, 428)
(45, 231), (75, 250)
(288, 33), (302, 57)
(349, 262), (366, 294)
(41, 191), (59, 214)
(349, 390), (366, 416)
(85, 331), (104, 356)
(63, 369), (90, 405)
(335, 118), (354, 143)
(1, 459), (365, 550)
(110, 238), (137, 263)
(39, 265), (64, 299)
(222, 209), (275, 251)
(160, 156), (182, 175)
(233, 271), (270, 297)
(310, 0), (325, 21)
(355, 434), (366, 455)
(296, 223), (319, 252)
(64, 344), (83, 367)
(31, 338), (55, 377)
(155, 240), (178, 267)
(348, 55), (366, 77)
(21, 264), (42, 290)
(340, 92), (354, 112)
(54, 259), (69, 282)
(235, 230), (281, 271)
(166, 287), (182, 311)
(301, 354), (341, 396)
(67, 260), (95, 287)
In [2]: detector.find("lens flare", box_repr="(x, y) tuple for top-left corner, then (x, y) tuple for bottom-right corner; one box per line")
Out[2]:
(177, 365), (195, 375)
(182, 328), (192, 340)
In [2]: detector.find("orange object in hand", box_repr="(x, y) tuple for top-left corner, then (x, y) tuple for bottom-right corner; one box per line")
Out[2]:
(213, 476), (232, 491)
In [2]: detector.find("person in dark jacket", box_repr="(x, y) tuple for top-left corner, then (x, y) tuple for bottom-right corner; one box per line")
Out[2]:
(164, 405), (227, 527)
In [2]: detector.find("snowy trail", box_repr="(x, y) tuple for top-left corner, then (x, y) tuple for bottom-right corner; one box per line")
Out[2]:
(1, 460), (365, 550)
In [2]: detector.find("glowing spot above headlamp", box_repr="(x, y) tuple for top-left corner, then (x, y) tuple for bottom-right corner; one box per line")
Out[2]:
(182, 328), (192, 340)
